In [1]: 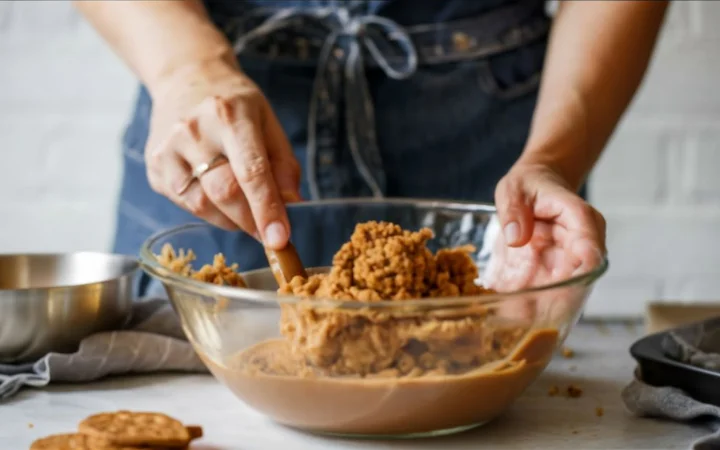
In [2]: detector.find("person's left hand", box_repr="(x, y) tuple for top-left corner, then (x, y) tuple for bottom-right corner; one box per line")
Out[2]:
(482, 163), (606, 292)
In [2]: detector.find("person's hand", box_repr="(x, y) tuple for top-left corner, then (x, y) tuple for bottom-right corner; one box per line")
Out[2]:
(483, 163), (606, 292)
(144, 60), (301, 250)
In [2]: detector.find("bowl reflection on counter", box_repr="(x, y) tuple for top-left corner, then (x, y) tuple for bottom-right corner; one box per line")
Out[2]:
(139, 198), (607, 438)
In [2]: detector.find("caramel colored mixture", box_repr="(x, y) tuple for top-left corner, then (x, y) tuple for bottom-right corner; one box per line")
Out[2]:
(203, 328), (558, 435)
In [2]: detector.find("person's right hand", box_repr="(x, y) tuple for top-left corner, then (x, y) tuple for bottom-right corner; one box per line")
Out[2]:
(144, 60), (301, 250)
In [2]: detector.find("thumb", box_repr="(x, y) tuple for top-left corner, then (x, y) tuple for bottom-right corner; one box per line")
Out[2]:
(495, 175), (534, 247)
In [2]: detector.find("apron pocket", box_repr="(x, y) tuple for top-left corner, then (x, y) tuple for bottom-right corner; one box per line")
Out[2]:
(476, 38), (546, 100)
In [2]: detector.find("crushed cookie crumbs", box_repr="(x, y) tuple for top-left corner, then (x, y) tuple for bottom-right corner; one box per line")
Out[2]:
(157, 243), (247, 287)
(567, 385), (583, 398)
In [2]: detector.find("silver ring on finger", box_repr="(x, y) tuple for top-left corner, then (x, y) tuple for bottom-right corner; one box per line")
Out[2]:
(175, 154), (228, 196)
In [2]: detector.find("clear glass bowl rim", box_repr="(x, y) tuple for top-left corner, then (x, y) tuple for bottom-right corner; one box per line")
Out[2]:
(138, 197), (609, 309)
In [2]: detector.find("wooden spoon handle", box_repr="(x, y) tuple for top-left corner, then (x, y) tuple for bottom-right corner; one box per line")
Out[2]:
(265, 243), (307, 288)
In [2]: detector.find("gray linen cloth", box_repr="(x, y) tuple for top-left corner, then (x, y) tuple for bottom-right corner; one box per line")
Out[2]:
(623, 318), (720, 450)
(662, 317), (720, 371)
(0, 298), (208, 401)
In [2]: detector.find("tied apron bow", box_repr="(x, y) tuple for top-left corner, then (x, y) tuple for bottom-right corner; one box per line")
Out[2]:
(232, 6), (419, 200)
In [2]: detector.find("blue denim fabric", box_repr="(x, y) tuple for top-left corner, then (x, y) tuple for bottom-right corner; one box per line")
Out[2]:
(114, 0), (554, 296)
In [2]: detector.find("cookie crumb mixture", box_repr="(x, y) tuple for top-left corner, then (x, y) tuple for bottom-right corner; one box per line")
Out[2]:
(280, 221), (486, 300)
(157, 221), (531, 379)
(158, 243), (246, 287)
(277, 221), (526, 377)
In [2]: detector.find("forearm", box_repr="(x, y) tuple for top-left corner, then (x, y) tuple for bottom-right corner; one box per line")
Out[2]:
(518, 0), (668, 190)
(73, 0), (237, 97)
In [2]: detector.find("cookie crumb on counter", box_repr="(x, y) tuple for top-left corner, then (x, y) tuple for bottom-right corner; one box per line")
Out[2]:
(561, 347), (574, 358)
(595, 407), (604, 417)
(549, 384), (583, 399)
(28, 423), (33, 428)
(567, 384), (583, 398)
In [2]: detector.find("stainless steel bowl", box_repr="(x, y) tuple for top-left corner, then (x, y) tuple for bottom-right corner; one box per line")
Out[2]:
(0, 252), (138, 363)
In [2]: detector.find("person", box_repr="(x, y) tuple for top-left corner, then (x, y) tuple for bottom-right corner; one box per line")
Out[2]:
(75, 0), (667, 297)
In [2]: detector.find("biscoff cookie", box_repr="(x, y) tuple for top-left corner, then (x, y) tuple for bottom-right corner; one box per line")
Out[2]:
(77, 411), (194, 448)
(29, 432), (170, 450)
(30, 433), (105, 450)
(186, 425), (203, 440)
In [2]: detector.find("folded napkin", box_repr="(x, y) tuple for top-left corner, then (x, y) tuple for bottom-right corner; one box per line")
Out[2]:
(0, 297), (208, 401)
(623, 317), (720, 450)
(663, 317), (720, 371)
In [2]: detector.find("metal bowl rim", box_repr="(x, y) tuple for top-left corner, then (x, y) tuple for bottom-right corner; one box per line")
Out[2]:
(139, 197), (609, 308)
(0, 251), (140, 293)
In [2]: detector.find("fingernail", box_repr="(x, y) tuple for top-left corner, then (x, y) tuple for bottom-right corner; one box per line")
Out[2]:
(504, 222), (520, 244)
(264, 221), (288, 249)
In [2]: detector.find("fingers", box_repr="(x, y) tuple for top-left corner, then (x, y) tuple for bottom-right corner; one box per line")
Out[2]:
(214, 96), (292, 250)
(181, 182), (238, 231)
(545, 189), (606, 275)
(495, 166), (607, 282)
(148, 123), (238, 230)
(146, 89), (300, 246)
(173, 116), (258, 236)
(199, 164), (258, 236)
(179, 152), (257, 236)
(494, 175), (535, 247)
(561, 195), (607, 255)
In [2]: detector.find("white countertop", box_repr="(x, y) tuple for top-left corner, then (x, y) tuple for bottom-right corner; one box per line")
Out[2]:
(0, 323), (707, 450)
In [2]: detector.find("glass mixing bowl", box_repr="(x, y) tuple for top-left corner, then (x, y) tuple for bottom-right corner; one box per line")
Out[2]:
(139, 199), (607, 438)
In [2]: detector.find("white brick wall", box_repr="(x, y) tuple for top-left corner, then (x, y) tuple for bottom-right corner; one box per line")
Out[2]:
(0, 1), (718, 317)
(587, 1), (720, 316)
(0, 1), (134, 254)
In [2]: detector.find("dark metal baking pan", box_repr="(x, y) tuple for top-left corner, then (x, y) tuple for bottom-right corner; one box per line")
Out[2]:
(630, 322), (720, 407)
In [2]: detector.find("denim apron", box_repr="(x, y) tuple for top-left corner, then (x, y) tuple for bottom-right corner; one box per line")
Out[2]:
(115, 0), (553, 297)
